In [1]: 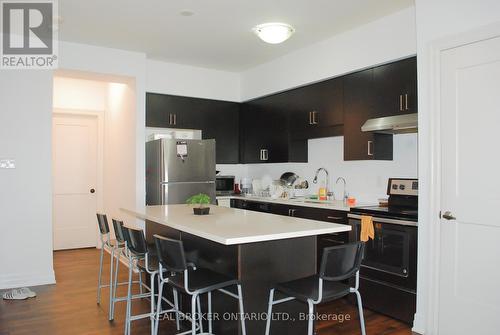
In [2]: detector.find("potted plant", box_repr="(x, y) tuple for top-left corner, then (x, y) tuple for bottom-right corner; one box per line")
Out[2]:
(186, 193), (211, 215)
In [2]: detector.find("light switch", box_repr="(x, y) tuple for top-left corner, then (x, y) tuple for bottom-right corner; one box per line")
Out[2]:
(0, 159), (15, 169)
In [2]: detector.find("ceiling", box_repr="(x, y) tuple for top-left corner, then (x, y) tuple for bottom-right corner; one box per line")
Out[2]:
(59, 0), (414, 72)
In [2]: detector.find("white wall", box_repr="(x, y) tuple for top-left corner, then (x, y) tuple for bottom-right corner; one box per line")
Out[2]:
(240, 6), (416, 100)
(217, 134), (418, 203)
(414, 1), (500, 333)
(146, 60), (240, 102)
(53, 77), (108, 111)
(0, 71), (55, 289)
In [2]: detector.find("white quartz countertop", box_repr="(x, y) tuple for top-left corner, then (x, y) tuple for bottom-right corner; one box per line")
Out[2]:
(216, 195), (358, 211)
(122, 204), (351, 245)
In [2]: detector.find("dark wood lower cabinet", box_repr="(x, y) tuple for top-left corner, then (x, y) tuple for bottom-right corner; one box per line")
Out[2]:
(230, 199), (350, 269)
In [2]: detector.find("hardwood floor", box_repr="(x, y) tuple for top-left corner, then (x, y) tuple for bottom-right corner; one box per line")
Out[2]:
(0, 249), (414, 335)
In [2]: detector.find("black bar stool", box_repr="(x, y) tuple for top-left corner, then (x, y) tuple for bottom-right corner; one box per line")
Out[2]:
(264, 241), (366, 335)
(122, 226), (178, 335)
(153, 234), (247, 335)
(96, 213), (126, 314)
(109, 219), (143, 320)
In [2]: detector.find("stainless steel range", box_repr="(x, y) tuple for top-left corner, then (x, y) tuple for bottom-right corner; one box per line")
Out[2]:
(348, 178), (418, 324)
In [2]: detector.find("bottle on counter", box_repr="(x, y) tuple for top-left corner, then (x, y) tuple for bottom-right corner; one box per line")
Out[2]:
(318, 181), (328, 201)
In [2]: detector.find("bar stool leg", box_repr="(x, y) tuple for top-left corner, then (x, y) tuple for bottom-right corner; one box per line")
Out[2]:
(191, 293), (198, 335)
(97, 245), (104, 304)
(197, 296), (204, 333)
(154, 279), (164, 335)
(264, 289), (274, 335)
(150, 272), (156, 334)
(207, 291), (212, 334)
(111, 249), (121, 320)
(108, 247), (115, 320)
(173, 288), (180, 331)
(307, 299), (314, 335)
(354, 290), (366, 335)
(125, 257), (134, 335)
(237, 284), (247, 335)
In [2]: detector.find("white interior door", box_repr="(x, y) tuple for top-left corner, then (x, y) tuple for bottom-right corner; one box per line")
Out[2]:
(53, 114), (98, 250)
(439, 35), (500, 334)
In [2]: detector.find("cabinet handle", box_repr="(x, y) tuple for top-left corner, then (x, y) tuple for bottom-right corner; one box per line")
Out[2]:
(367, 141), (374, 156)
(405, 93), (409, 110)
(309, 111), (313, 125)
(312, 111), (318, 125)
(169, 113), (172, 125)
(399, 95), (403, 111)
(173, 113), (177, 125)
(289, 209), (296, 217)
(260, 149), (268, 161)
(327, 216), (344, 221)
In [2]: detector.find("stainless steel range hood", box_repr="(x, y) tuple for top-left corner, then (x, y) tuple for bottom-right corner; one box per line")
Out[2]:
(361, 113), (418, 134)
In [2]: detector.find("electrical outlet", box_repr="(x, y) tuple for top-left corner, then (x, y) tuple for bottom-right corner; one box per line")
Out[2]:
(0, 159), (15, 169)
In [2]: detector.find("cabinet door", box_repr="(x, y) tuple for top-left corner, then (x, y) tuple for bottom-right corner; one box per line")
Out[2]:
(146, 93), (203, 129)
(240, 105), (288, 163)
(373, 57), (417, 116)
(343, 69), (393, 160)
(289, 78), (344, 139)
(146, 93), (171, 127)
(202, 101), (240, 164)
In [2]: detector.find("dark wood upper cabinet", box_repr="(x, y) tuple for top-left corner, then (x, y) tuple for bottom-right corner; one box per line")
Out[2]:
(343, 68), (393, 160)
(146, 57), (416, 164)
(239, 104), (289, 163)
(288, 78), (344, 139)
(145, 93), (240, 164)
(373, 57), (417, 115)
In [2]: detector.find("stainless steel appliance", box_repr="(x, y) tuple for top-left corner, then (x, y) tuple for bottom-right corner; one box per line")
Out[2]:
(216, 175), (235, 196)
(146, 139), (216, 205)
(348, 178), (418, 324)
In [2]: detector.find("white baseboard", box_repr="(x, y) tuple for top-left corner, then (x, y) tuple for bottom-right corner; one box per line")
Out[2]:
(0, 270), (56, 290)
(412, 312), (426, 334)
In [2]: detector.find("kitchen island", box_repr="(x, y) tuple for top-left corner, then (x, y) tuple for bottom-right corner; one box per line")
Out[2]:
(122, 204), (351, 335)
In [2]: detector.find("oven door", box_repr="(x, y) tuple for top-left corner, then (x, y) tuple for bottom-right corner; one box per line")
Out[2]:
(348, 215), (417, 290)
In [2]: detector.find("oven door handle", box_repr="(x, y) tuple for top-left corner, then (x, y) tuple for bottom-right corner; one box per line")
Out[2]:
(348, 214), (418, 227)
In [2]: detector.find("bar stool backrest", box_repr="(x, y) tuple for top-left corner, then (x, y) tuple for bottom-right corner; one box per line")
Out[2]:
(123, 227), (148, 257)
(111, 219), (125, 244)
(153, 235), (187, 273)
(319, 242), (365, 281)
(96, 213), (110, 235)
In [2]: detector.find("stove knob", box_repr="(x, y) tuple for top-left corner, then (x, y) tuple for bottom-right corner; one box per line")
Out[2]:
(399, 184), (405, 190)
(392, 184), (398, 190)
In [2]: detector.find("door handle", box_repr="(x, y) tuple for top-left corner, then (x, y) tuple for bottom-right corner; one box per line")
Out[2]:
(441, 211), (456, 220)
(90, 188), (95, 194)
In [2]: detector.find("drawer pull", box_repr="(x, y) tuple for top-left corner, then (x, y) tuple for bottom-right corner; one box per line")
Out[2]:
(327, 216), (344, 220)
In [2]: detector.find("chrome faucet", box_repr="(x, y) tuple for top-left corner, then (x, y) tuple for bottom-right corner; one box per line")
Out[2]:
(336, 177), (348, 203)
(313, 168), (331, 198)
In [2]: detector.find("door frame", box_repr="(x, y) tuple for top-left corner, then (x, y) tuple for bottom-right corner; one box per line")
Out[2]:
(423, 22), (500, 334)
(52, 109), (104, 248)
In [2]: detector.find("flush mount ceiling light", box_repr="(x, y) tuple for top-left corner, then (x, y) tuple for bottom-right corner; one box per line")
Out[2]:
(252, 22), (295, 44)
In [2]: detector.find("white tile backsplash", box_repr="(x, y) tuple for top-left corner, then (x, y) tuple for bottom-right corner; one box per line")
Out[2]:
(217, 133), (418, 203)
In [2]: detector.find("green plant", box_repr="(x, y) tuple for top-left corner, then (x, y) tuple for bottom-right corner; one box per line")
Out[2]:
(186, 193), (211, 208)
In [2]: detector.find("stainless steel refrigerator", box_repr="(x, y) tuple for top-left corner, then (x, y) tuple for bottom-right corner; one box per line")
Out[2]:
(146, 139), (216, 205)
